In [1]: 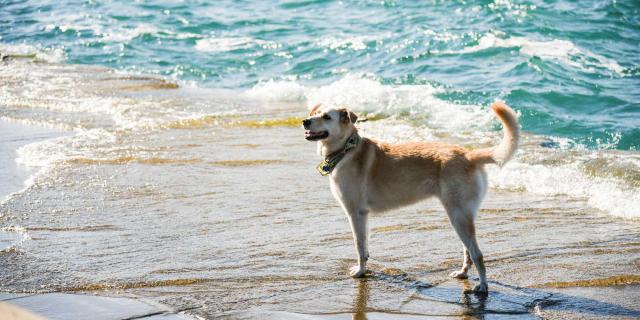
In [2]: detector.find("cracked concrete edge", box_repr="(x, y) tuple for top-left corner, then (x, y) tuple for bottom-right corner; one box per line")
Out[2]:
(0, 300), (45, 320)
(0, 293), (36, 302)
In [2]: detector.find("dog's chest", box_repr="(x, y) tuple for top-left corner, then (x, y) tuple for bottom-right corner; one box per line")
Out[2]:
(328, 174), (348, 203)
(328, 164), (365, 207)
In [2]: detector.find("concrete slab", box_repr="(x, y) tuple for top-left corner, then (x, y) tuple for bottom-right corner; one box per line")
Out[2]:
(0, 302), (44, 320)
(6, 293), (178, 320)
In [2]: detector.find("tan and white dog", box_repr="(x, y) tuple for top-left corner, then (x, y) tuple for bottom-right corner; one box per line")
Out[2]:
(302, 101), (519, 293)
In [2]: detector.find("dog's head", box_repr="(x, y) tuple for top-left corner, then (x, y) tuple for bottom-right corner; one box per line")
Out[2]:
(302, 104), (358, 142)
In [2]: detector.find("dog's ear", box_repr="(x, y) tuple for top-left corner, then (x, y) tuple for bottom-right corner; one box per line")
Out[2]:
(309, 103), (322, 116)
(339, 108), (358, 124)
(348, 111), (358, 123)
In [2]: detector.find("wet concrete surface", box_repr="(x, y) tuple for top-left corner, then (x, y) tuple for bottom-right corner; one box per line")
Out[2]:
(0, 293), (194, 320)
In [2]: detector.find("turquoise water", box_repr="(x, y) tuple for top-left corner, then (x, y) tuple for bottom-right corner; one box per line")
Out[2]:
(2, 0), (639, 150)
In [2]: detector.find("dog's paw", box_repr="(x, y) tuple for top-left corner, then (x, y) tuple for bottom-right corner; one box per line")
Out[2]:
(449, 270), (468, 279)
(473, 282), (488, 294)
(349, 266), (367, 278)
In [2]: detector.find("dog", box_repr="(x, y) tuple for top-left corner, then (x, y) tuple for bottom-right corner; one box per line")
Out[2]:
(302, 101), (519, 293)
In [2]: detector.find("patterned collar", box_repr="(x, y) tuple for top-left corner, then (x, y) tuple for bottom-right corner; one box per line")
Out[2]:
(317, 133), (361, 176)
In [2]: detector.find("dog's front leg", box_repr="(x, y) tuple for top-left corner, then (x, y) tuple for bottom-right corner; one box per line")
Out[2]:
(347, 209), (369, 278)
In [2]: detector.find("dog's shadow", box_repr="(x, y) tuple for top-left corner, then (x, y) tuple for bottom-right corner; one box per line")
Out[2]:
(350, 271), (640, 319)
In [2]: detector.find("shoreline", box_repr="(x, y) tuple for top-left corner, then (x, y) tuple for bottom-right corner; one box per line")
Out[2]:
(0, 118), (67, 253)
(0, 118), (65, 203)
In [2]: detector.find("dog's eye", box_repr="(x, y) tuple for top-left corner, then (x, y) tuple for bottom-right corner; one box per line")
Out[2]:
(322, 114), (331, 120)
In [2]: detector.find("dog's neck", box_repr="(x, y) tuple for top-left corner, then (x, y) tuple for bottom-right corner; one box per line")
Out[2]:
(317, 128), (358, 157)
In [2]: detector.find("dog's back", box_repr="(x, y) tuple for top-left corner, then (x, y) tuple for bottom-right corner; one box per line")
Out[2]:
(354, 140), (470, 212)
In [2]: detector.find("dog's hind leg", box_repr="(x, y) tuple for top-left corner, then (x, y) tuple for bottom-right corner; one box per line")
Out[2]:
(449, 246), (472, 279)
(442, 201), (488, 293)
(347, 209), (369, 278)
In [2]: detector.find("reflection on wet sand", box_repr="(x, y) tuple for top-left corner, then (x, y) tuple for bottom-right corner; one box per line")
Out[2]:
(352, 280), (369, 320)
(458, 279), (489, 319)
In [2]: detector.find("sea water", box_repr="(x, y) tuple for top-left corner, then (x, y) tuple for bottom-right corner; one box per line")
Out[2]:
(1, 1), (639, 318)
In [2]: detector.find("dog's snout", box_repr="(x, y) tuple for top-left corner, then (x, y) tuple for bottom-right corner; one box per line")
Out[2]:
(302, 118), (312, 128)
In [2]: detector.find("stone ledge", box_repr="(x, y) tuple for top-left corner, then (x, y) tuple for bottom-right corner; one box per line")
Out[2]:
(0, 293), (194, 320)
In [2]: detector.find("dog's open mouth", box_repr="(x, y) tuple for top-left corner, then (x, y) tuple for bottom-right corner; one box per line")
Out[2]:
(305, 130), (329, 141)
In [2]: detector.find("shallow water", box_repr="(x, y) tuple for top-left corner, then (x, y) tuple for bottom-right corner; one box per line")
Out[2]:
(0, 57), (638, 318)
(1, 1), (640, 318)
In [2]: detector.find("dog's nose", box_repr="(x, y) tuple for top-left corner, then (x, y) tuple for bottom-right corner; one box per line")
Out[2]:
(302, 119), (311, 128)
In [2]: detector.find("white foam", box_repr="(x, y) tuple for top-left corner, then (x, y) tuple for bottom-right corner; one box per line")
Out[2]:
(0, 57), (205, 131)
(246, 80), (307, 102)
(449, 33), (625, 76)
(5, 127), (125, 206)
(44, 22), (103, 37)
(195, 37), (278, 52)
(488, 158), (640, 219)
(246, 75), (498, 141)
(101, 24), (158, 42)
(246, 75), (496, 134)
(487, 0), (535, 19)
(15, 128), (116, 187)
(316, 35), (379, 51)
(318, 77), (496, 135)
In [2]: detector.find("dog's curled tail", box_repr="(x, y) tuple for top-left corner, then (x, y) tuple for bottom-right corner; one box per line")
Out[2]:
(467, 101), (520, 167)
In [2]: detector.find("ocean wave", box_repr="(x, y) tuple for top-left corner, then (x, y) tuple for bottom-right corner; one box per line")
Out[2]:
(446, 33), (626, 76)
(100, 24), (159, 42)
(488, 156), (640, 219)
(1, 57), (194, 131)
(195, 37), (278, 52)
(43, 21), (203, 43)
(15, 128), (116, 186)
(316, 35), (381, 51)
(43, 19), (165, 43)
(246, 80), (306, 102)
(247, 75), (495, 135)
